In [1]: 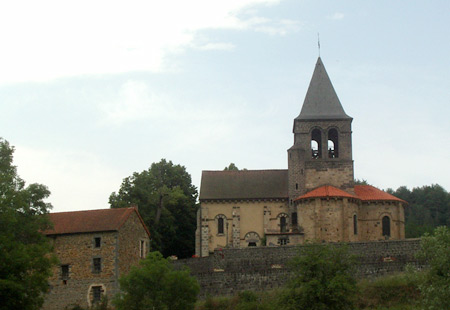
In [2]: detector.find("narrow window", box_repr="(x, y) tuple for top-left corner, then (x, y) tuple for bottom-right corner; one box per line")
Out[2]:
(295, 183), (298, 190)
(291, 212), (298, 226)
(353, 214), (358, 235)
(93, 258), (101, 273)
(311, 129), (322, 159)
(328, 128), (339, 158)
(94, 237), (101, 248)
(280, 216), (287, 233)
(218, 217), (224, 234)
(140, 240), (146, 258)
(61, 265), (69, 279)
(92, 286), (102, 303)
(382, 216), (391, 237)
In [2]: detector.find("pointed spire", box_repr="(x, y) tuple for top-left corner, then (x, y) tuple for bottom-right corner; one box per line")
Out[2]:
(296, 57), (351, 120)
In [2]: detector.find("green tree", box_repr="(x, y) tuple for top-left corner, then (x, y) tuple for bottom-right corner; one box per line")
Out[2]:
(416, 226), (450, 310)
(224, 163), (239, 171)
(390, 184), (449, 237)
(109, 159), (198, 258)
(0, 138), (56, 310)
(281, 243), (357, 310)
(114, 251), (199, 310)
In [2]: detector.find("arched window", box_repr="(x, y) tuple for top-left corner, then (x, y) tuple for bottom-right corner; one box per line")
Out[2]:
(244, 232), (260, 247)
(328, 128), (339, 158)
(215, 214), (227, 235)
(311, 129), (322, 159)
(280, 216), (287, 232)
(382, 216), (391, 237)
(353, 214), (358, 235)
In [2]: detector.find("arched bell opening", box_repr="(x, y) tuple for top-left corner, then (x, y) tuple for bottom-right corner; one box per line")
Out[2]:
(328, 128), (339, 158)
(311, 129), (322, 159)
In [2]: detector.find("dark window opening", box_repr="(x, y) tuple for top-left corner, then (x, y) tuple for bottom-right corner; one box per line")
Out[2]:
(140, 240), (145, 258)
(218, 217), (224, 234)
(61, 265), (69, 279)
(311, 129), (322, 159)
(295, 183), (298, 190)
(94, 237), (101, 248)
(248, 242), (257, 247)
(382, 216), (391, 237)
(353, 214), (358, 235)
(279, 238), (288, 245)
(328, 128), (339, 158)
(92, 286), (102, 303)
(292, 212), (298, 226)
(93, 258), (101, 273)
(280, 216), (287, 233)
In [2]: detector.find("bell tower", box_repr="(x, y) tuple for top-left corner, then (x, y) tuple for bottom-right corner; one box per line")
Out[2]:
(288, 57), (354, 220)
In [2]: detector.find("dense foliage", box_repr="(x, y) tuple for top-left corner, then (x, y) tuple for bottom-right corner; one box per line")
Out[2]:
(109, 159), (198, 258)
(281, 243), (357, 310)
(0, 138), (56, 310)
(416, 226), (450, 310)
(387, 185), (450, 237)
(114, 251), (199, 310)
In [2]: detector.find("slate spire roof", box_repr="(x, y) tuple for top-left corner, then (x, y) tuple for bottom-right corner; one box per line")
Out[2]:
(296, 57), (351, 120)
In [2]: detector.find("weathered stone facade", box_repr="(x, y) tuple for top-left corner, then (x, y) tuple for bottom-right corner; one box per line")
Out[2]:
(42, 207), (150, 310)
(195, 57), (406, 256)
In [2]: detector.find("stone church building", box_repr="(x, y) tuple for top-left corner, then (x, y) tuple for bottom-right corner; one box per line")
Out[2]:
(196, 57), (406, 257)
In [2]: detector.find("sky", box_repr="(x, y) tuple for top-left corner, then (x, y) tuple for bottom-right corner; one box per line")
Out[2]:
(1, 0), (449, 213)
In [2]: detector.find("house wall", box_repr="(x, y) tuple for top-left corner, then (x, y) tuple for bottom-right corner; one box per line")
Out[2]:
(118, 212), (150, 276)
(43, 212), (150, 310)
(42, 231), (119, 310)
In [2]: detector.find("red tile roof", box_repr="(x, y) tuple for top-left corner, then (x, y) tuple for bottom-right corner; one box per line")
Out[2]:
(295, 185), (357, 201)
(44, 207), (150, 236)
(354, 185), (407, 203)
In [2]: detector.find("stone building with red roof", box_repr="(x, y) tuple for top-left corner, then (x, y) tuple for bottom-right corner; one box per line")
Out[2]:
(42, 207), (150, 310)
(196, 58), (406, 257)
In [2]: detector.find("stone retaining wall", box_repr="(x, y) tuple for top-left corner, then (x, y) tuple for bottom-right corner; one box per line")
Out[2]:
(174, 239), (423, 298)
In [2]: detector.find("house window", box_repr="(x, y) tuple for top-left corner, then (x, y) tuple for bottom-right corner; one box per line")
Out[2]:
(140, 240), (146, 258)
(61, 265), (69, 279)
(279, 238), (288, 245)
(92, 286), (102, 303)
(353, 214), (358, 235)
(93, 258), (101, 273)
(94, 237), (101, 248)
(382, 216), (391, 237)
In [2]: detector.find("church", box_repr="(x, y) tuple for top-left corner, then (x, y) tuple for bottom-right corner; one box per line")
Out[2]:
(195, 57), (406, 257)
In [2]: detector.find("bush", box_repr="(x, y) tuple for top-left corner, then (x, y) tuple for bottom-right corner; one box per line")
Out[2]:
(416, 226), (450, 310)
(114, 251), (199, 310)
(280, 242), (357, 310)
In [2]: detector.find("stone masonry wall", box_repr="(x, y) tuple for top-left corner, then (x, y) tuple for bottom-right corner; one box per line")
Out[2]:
(43, 231), (118, 310)
(174, 239), (423, 298)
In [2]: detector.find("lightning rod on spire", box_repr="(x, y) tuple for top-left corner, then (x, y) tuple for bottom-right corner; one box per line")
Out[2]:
(318, 33), (321, 57)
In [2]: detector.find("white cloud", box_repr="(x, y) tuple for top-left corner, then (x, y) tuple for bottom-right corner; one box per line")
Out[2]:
(194, 42), (236, 51)
(328, 12), (345, 20)
(0, 0), (289, 84)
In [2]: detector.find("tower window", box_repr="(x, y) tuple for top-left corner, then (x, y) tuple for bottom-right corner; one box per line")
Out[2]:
(292, 212), (298, 226)
(311, 129), (322, 159)
(328, 128), (339, 158)
(382, 216), (391, 237)
(353, 214), (358, 235)
(93, 258), (101, 273)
